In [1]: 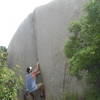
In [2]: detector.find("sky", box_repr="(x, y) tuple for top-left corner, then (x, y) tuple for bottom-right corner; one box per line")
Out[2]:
(0, 0), (53, 47)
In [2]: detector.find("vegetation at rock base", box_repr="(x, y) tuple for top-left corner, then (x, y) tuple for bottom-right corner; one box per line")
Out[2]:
(0, 46), (23, 100)
(61, 92), (78, 100)
(64, 0), (100, 99)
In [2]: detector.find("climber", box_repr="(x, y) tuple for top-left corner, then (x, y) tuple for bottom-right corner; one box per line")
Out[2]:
(24, 63), (45, 100)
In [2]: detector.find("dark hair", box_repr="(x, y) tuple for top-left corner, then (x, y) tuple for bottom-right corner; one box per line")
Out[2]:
(26, 67), (32, 73)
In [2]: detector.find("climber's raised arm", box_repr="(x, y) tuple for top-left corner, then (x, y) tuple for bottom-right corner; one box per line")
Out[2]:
(31, 63), (40, 77)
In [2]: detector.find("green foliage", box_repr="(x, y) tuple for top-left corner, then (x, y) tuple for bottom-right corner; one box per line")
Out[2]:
(0, 46), (23, 100)
(0, 46), (8, 67)
(64, 0), (100, 99)
(61, 92), (78, 100)
(84, 88), (100, 100)
(0, 67), (18, 100)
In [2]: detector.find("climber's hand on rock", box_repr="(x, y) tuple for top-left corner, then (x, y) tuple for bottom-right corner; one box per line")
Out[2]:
(37, 63), (40, 70)
(34, 63), (40, 72)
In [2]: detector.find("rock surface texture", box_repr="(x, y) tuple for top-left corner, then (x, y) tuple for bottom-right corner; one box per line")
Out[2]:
(8, 0), (88, 100)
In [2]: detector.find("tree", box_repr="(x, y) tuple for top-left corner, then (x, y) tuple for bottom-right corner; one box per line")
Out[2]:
(64, 0), (100, 99)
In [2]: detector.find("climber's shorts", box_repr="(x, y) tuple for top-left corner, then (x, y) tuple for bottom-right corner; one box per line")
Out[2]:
(30, 83), (43, 93)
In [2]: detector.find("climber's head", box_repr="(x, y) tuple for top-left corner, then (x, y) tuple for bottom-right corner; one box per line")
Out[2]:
(26, 66), (32, 73)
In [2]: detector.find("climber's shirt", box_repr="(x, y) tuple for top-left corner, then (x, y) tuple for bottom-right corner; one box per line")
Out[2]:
(25, 73), (38, 93)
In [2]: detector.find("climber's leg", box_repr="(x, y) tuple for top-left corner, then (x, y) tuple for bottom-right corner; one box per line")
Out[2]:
(23, 92), (29, 100)
(30, 91), (35, 100)
(23, 94), (27, 100)
(37, 83), (45, 97)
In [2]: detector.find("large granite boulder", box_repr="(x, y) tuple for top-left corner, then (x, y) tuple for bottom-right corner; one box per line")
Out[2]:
(8, 0), (88, 100)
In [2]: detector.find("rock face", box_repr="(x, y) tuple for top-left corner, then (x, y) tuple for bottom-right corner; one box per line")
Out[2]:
(8, 0), (88, 100)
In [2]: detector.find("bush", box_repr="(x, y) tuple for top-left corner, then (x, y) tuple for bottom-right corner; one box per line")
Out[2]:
(0, 46), (23, 100)
(61, 92), (78, 100)
(0, 67), (18, 100)
(84, 88), (100, 100)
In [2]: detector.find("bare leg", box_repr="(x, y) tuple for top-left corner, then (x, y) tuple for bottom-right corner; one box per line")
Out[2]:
(23, 94), (27, 100)
(24, 92), (28, 100)
(37, 83), (45, 97)
(30, 92), (35, 100)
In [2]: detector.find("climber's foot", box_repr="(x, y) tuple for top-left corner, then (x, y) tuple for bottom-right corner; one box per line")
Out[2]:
(40, 92), (45, 98)
(40, 94), (44, 98)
